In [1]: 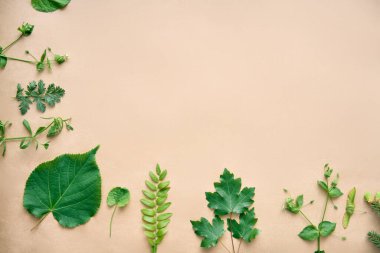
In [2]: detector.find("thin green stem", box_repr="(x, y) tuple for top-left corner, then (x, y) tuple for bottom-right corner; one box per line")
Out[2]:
(299, 210), (315, 226)
(109, 205), (117, 237)
(2, 34), (23, 52)
(321, 179), (329, 222)
(4, 136), (34, 141)
(30, 213), (48, 231)
(5, 56), (35, 64)
(229, 213), (236, 253)
(317, 236), (321, 251)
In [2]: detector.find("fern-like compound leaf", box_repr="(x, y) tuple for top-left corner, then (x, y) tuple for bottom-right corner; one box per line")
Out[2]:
(368, 231), (380, 249)
(141, 164), (172, 253)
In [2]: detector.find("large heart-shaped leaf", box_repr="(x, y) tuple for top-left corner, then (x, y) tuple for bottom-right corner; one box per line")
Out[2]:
(23, 146), (101, 228)
(31, 0), (71, 13)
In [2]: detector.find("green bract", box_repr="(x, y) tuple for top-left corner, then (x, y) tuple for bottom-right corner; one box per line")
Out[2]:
(107, 187), (130, 237)
(342, 187), (356, 229)
(191, 169), (259, 253)
(23, 147), (101, 228)
(32, 0), (71, 12)
(141, 164), (172, 253)
(18, 22), (34, 36)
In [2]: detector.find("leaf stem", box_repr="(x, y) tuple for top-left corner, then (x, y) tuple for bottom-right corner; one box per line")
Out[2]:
(299, 210), (315, 226)
(5, 56), (35, 64)
(220, 241), (232, 253)
(229, 213), (236, 253)
(321, 179), (329, 222)
(30, 213), (48, 231)
(2, 34), (23, 52)
(237, 239), (242, 253)
(109, 205), (117, 237)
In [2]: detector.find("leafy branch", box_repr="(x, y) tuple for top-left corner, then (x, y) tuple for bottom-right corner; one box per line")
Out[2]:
(0, 22), (68, 71)
(141, 164), (172, 253)
(284, 164), (343, 253)
(191, 169), (259, 253)
(0, 117), (73, 156)
(16, 80), (65, 115)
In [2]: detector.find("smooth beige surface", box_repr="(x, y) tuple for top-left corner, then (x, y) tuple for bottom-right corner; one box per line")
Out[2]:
(1, 1), (380, 252)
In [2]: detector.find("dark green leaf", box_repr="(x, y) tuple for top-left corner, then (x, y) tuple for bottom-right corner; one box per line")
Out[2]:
(32, 0), (71, 12)
(227, 208), (259, 242)
(318, 221), (336, 237)
(22, 120), (32, 135)
(206, 169), (255, 215)
(0, 55), (7, 69)
(298, 225), (319, 241)
(191, 216), (225, 248)
(23, 146), (101, 228)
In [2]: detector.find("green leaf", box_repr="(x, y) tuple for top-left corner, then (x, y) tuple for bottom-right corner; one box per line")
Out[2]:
(16, 81), (65, 114)
(23, 146), (101, 228)
(0, 55), (7, 69)
(22, 120), (32, 135)
(206, 169), (255, 215)
(368, 231), (380, 249)
(47, 118), (63, 137)
(32, 0), (71, 12)
(191, 216), (225, 248)
(227, 208), (259, 242)
(107, 187), (130, 207)
(328, 187), (343, 198)
(298, 225), (319, 241)
(343, 187), (356, 229)
(318, 181), (328, 192)
(141, 165), (171, 250)
(107, 187), (130, 237)
(318, 221), (336, 237)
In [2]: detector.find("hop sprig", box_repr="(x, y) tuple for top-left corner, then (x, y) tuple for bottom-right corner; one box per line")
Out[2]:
(141, 164), (172, 253)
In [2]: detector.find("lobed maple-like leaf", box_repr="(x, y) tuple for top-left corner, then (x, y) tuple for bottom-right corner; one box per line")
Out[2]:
(191, 216), (225, 248)
(227, 208), (259, 242)
(206, 169), (255, 215)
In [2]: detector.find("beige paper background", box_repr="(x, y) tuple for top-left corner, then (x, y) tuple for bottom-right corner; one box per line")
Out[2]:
(1, 1), (380, 252)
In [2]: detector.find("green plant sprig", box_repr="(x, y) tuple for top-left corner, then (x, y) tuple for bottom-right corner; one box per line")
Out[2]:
(284, 164), (344, 253)
(0, 22), (68, 71)
(191, 169), (259, 253)
(16, 80), (65, 115)
(0, 117), (73, 156)
(141, 164), (172, 253)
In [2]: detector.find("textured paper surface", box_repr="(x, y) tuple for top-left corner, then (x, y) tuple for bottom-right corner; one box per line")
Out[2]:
(0, 1), (379, 252)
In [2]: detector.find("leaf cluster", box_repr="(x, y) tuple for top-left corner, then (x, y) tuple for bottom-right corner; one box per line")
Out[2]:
(141, 164), (172, 253)
(191, 169), (259, 253)
(0, 117), (73, 156)
(368, 231), (380, 249)
(16, 80), (65, 115)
